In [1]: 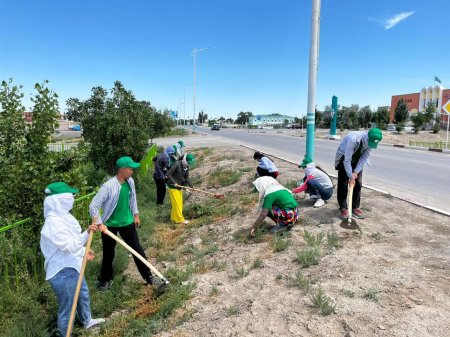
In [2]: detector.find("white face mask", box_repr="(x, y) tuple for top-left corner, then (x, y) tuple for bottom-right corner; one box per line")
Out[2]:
(58, 193), (75, 212)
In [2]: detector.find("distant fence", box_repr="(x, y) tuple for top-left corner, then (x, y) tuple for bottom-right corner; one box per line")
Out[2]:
(409, 140), (446, 149)
(48, 142), (79, 152)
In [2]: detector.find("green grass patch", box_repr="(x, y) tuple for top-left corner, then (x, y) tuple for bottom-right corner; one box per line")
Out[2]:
(326, 230), (341, 252)
(225, 305), (240, 317)
(232, 267), (249, 279)
(271, 235), (292, 252)
(251, 258), (264, 269)
(363, 288), (379, 302)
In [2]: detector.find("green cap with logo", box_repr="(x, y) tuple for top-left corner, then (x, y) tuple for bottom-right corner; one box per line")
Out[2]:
(368, 128), (383, 149)
(186, 153), (195, 165)
(299, 156), (313, 168)
(116, 156), (141, 169)
(45, 182), (79, 195)
(178, 140), (185, 147)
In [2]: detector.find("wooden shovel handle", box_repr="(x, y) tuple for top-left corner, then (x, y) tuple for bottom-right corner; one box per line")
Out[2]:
(66, 224), (95, 337)
(103, 229), (169, 284)
(179, 185), (223, 198)
(348, 183), (354, 221)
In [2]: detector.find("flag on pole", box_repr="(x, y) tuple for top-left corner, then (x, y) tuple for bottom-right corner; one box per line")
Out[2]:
(435, 76), (442, 84)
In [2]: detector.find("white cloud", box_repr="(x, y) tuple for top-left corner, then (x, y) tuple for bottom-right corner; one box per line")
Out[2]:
(383, 11), (415, 30)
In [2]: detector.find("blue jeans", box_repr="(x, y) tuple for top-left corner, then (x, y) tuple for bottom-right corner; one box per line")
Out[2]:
(306, 179), (333, 201)
(48, 267), (92, 337)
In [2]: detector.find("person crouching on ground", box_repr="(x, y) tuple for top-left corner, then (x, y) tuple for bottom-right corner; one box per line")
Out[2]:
(292, 156), (334, 208)
(253, 151), (279, 179)
(40, 182), (105, 337)
(166, 153), (195, 224)
(89, 156), (154, 291)
(250, 176), (298, 236)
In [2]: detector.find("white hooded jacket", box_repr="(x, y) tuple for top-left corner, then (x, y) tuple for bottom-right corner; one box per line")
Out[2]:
(40, 193), (89, 280)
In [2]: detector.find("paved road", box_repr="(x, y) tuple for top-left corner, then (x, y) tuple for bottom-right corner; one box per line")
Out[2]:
(183, 126), (450, 214)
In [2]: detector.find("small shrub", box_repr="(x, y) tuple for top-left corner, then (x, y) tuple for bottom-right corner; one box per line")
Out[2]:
(363, 288), (379, 302)
(371, 232), (382, 241)
(304, 229), (325, 247)
(326, 230), (341, 252)
(310, 288), (336, 315)
(233, 267), (249, 279)
(251, 258), (264, 269)
(184, 203), (214, 219)
(272, 236), (292, 252)
(225, 304), (240, 317)
(211, 259), (227, 271)
(296, 248), (322, 268)
(275, 273), (283, 280)
(342, 289), (356, 298)
(209, 286), (219, 297)
(287, 272), (311, 293)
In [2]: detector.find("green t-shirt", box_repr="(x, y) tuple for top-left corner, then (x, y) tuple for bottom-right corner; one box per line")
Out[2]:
(262, 190), (298, 210)
(106, 182), (134, 227)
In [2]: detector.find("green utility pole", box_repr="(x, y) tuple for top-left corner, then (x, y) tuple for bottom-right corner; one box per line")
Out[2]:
(329, 95), (340, 139)
(305, 0), (321, 160)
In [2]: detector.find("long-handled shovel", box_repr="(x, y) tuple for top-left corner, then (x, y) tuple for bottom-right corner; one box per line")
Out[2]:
(102, 228), (169, 296)
(340, 183), (359, 230)
(178, 185), (224, 199)
(66, 218), (96, 337)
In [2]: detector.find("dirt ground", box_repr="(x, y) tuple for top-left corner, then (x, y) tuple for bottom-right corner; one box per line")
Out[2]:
(130, 145), (450, 337)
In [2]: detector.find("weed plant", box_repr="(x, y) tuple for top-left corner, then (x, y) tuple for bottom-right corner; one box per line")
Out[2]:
(310, 288), (336, 315)
(363, 288), (379, 302)
(287, 272), (311, 293)
(304, 229), (325, 247)
(207, 167), (242, 188)
(296, 248), (322, 268)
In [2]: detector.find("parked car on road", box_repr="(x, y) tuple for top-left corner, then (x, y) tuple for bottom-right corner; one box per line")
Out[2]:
(211, 124), (220, 131)
(387, 124), (396, 131)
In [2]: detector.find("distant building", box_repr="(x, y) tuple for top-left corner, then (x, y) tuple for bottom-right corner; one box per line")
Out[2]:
(248, 113), (295, 126)
(390, 86), (450, 127)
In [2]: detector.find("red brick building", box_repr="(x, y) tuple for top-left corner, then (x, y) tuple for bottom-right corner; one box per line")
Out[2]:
(390, 86), (450, 127)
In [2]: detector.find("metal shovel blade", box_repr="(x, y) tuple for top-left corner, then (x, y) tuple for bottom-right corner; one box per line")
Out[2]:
(340, 217), (359, 230)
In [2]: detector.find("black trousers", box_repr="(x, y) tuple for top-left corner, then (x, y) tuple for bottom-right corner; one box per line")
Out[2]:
(100, 223), (152, 283)
(256, 167), (278, 179)
(336, 161), (363, 211)
(153, 177), (166, 205)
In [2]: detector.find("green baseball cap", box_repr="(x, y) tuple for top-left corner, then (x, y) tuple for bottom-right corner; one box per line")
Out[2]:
(178, 140), (185, 147)
(116, 156), (141, 169)
(368, 128), (383, 149)
(45, 182), (79, 195)
(299, 156), (313, 168)
(186, 153), (195, 165)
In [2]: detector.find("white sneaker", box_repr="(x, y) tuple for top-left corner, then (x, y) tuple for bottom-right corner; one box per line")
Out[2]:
(85, 318), (106, 330)
(313, 199), (325, 208)
(177, 220), (189, 225)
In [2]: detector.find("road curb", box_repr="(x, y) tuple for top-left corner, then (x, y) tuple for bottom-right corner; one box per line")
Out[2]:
(240, 144), (450, 218)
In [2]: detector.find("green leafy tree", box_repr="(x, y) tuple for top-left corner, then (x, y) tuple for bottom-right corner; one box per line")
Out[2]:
(236, 111), (253, 125)
(0, 80), (58, 224)
(410, 113), (424, 133)
(66, 81), (166, 174)
(358, 106), (372, 129)
(371, 108), (390, 130)
(394, 99), (409, 133)
(315, 109), (323, 128)
(198, 110), (208, 123)
(433, 116), (440, 134)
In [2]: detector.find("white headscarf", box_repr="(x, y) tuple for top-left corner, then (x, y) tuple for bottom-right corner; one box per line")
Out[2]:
(43, 193), (79, 227)
(252, 176), (291, 210)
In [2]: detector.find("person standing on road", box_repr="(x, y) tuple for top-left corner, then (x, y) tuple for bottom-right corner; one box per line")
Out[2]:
(152, 151), (169, 205)
(166, 153), (195, 224)
(40, 182), (105, 336)
(89, 156), (154, 291)
(250, 176), (298, 235)
(292, 156), (334, 208)
(334, 128), (382, 219)
(253, 151), (279, 179)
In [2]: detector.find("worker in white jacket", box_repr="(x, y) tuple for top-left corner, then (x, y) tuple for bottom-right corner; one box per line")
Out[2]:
(40, 182), (105, 337)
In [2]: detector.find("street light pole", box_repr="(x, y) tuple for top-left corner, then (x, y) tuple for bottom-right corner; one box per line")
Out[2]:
(192, 47), (208, 132)
(305, 0), (321, 161)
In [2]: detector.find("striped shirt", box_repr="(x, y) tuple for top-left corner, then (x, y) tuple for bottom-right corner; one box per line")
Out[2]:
(89, 176), (138, 225)
(336, 131), (372, 178)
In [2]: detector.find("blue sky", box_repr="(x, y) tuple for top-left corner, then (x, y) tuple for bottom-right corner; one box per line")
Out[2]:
(1, 0), (449, 119)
